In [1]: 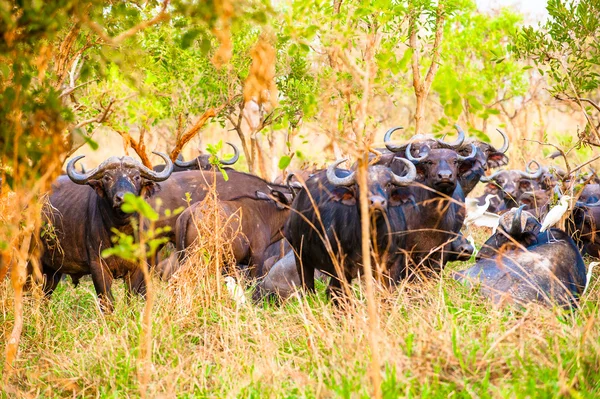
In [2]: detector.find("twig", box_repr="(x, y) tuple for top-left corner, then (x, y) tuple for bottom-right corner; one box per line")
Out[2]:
(569, 153), (600, 175)
(81, 0), (170, 46)
(523, 138), (572, 174)
(73, 98), (116, 129)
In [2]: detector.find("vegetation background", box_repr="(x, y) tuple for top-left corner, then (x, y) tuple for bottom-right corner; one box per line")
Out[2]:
(1, 0), (600, 397)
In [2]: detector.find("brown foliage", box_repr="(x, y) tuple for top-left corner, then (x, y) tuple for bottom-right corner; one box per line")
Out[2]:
(243, 32), (278, 107)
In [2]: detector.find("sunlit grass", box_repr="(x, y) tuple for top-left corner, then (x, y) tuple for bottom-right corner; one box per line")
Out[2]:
(2, 223), (600, 398)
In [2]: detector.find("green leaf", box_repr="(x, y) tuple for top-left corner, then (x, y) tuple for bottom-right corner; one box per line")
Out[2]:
(278, 155), (292, 170)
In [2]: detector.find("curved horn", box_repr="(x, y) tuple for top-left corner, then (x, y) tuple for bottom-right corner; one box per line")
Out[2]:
(405, 142), (429, 162)
(480, 169), (505, 183)
(384, 126), (404, 152)
(519, 160), (544, 179)
(457, 143), (478, 162)
(496, 128), (509, 153)
(390, 158), (417, 186)
(66, 155), (106, 185)
(578, 199), (600, 208)
(436, 124), (465, 148)
(326, 159), (355, 186)
(139, 152), (174, 182)
(509, 205), (525, 236)
(174, 156), (198, 169)
(220, 142), (240, 165)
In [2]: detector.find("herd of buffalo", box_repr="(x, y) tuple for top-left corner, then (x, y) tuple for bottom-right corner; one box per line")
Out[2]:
(30, 125), (600, 311)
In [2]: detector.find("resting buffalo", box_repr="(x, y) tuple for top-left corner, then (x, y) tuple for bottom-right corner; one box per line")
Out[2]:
(478, 161), (561, 214)
(38, 153), (173, 311)
(153, 142), (239, 172)
(382, 126), (479, 278)
(568, 184), (600, 258)
(285, 158), (417, 299)
(456, 206), (586, 308)
(174, 190), (292, 278)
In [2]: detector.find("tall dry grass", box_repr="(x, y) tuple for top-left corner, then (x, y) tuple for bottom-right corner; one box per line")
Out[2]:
(1, 183), (600, 397)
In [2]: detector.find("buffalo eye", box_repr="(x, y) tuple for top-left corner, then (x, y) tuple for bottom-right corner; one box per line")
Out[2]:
(103, 175), (111, 182)
(519, 181), (531, 189)
(134, 175), (141, 182)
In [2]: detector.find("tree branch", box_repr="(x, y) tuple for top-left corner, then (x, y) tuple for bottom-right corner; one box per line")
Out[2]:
(81, 0), (170, 46)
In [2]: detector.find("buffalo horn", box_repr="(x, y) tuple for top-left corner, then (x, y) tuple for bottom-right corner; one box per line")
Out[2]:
(509, 205), (526, 236)
(66, 155), (106, 184)
(383, 126), (404, 152)
(391, 158), (417, 186)
(519, 160), (544, 179)
(405, 142), (429, 162)
(175, 142), (240, 168)
(139, 152), (174, 181)
(436, 124), (465, 148)
(496, 129), (509, 153)
(326, 159), (355, 186)
(457, 143), (478, 162)
(480, 169), (505, 183)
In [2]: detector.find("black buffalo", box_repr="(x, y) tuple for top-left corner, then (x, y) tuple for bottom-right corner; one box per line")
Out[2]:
(456, 206), (587, 308)
(285, 158), (417, 300)
(568, 184), (600, 258)
(174, 190), (292, 278)
(382, 126), (478, 279)
(38, 153), (173, 311)
(153, 142), (239, 172)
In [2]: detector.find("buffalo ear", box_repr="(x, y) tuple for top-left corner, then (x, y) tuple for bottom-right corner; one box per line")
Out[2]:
(486, 152), (509, 169)
(141, 181), (161, 198)
(86, 180), (105, 198)
(390, 187), (415, 206)
(331, 187), (356, 206)
(271, 190), (293, 206)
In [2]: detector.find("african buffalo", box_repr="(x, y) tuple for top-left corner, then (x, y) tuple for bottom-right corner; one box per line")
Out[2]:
(456, 206), (587, 308)
(478, 161), (557, 213)
(382, 126), (478, 279)
(568, 184), (600, 258)
(153, 142), (239, 172)
(174, 190), (292, 278)
(38, 153), (173, 311)
(285, 158), (417, 300)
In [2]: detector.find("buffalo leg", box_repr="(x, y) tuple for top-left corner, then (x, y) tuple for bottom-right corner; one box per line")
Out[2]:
(327, 271), (351, 306)
(90, 262), (115, 313)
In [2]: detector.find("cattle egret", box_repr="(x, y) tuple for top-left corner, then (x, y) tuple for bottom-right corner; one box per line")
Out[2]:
(583, 262), (599, 296)
(466, 234), (478, 257)
(224, 276), (247, 306)
(464, 194), (500, 231)
(540, 195), (572, 233)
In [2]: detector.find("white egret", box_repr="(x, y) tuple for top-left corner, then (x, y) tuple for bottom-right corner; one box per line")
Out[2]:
(583, 262), (599, 297)
(540, 195), (572, 233)
(464, 194), (500, 231)
(224, 276), (247, 306)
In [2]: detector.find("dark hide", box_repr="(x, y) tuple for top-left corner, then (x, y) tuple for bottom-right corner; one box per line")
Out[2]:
(149, 170), (293, 244)
(285, 166), (410, 300)
(386, 147), (469, 279)
(174, 192), (292, 278)
(455, 227), (586, 308)
(476, 207), (541, 261)
(567, 184), (600, 258)
(39, 160), (167, 311)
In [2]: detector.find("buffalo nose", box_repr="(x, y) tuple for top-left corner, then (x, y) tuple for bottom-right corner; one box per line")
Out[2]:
(437, 171), (452, 180)
(114, 192), (125, 206)
(369, 195), (387, 210)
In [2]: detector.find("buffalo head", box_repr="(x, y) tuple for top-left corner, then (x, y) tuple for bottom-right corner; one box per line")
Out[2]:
(325, 158), (417, 213)
(67, 152), (173, 215)
(173, 142), (239, 170)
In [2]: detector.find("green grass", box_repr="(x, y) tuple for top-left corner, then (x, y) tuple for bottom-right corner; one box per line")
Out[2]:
(2, 232), (600, 398)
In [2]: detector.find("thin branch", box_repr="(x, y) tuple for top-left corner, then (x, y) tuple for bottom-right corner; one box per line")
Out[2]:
(169, 96), (240, 161)
(82, 0), (170, 46)
(73, 98), (116, 129)
(570, 153), (600, 175)
(523, 138), (572, 173)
